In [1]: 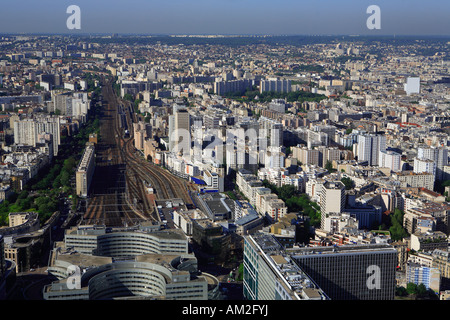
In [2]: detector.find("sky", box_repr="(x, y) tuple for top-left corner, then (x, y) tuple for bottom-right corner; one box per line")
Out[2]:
(0, 0), (449, 36)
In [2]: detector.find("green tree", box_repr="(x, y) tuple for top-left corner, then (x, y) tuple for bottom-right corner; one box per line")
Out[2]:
(417, 283), (428, 296)
(278, 185), (296, 202)
(325, 160), (334, 172)
(285, 147), (292, 157)
(237, 263), (244, 282)
(340, 177), (355, 190)
(262, 180), (278, 194)
(133, 99), (142, 112)
(389, 209), (409, 241)
(52, 175), (62, 189)
(406, 282), (418, 295)
(123, 94), (134, 102)
(17, 190), (29, 200)
(60, 170), (71, 188)
(395, 286), (407, 297)
(63, 157), (77, 171)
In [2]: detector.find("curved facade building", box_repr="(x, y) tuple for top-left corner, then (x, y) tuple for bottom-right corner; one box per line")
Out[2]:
(44, 252), (213, 300)
(44, 224), (219, 300)
(64, 225), (188, 257)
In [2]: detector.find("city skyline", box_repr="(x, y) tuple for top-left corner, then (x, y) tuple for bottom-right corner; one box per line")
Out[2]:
(0, 0), (450, 303)
(0, 0), (449, 36)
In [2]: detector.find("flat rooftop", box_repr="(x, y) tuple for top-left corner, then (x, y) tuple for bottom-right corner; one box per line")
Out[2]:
(65, 225), (187, 240)
(287, 243), (397, 257)
(55, 251), (113, 268)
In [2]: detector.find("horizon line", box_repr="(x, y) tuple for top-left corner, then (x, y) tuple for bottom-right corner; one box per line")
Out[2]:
(2, 33), (450, 38)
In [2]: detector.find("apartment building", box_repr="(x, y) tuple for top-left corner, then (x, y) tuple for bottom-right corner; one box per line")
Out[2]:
(392, 171), (435, 190)
(320, 181), (346, 230)
(75, 144), (95, 197)
(410, 231), (448, 252)
(406, 262), (440, 292)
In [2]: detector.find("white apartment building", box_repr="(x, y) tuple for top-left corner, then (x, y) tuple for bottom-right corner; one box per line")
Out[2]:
(392, 172), (435, 190)
(14, 117), (61, 156)
(379, 150), (402, 172)
(320, 181), (346, 230)
(260, 79), (292, 94)
(264, 146), (285, 168)
(255, 188), (272, 214)
(258, 167), (289, 187)
(266, 199), (287, 222)
(236, 170), (264, 206)
(281, 173), (305, 193)
(357, 134), (386, 166)
(75, 144), (95, 197)
(417, 146), (448, 181)
(203, 170), (224, 192)
(414, 157), (436, 176)
(306, 178), (325, 202)
(292, 146), (320, 166)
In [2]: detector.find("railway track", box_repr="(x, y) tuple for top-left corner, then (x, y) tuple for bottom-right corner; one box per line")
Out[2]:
(112, 85), (193, 206)
(83, 79), (195, 227)
(82, 83), (153, 226)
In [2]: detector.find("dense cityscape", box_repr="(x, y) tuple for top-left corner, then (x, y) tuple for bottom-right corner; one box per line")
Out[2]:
(0, 31), (448, 306)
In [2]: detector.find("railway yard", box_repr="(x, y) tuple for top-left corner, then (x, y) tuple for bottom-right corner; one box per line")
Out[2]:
(81, 81), (195, 227)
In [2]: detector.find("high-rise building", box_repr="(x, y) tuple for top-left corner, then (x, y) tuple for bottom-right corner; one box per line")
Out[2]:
(292, 146), (320, 167)
(379, 150), (402, 172)
(320, 181), (346, 230)
(335, 43), (344, 55)
(213, 79), (253, 96)
(168, 114), (175, 152)
(13, 117), (61, 156)
(204, 114), (221, 130)
(417, 146), (448, 181)
(264, 146), (285, 169)
(357, 134), (386, 166)
(169, 107), (191, 157)
(75, 144), (95, 197)
(0, 234), (6, 299)
(291, 244), (398, 300)
(404, 77), (420, 95)
(260, 80), (292, 94)
(51, 91), (72, 115)
(414, 157), (436, 177)
(392, 172), (435, 190)
(312, 125), (337, 144)
(270, 122), (283, 147)
(0, 235), (5, 281)
(35, 117), (61, 156)
(13, 119), (36, 147)
(133, 122), (152, 151)
(243, 233), (328, 300)
(244, 233), (397, 300)
(268, 99), (287, 113)
(319, 146), (341, 168)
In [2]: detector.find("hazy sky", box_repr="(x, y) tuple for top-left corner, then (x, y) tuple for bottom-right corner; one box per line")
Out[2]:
(1, 0), (449, 36)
